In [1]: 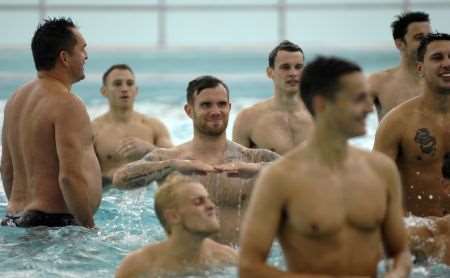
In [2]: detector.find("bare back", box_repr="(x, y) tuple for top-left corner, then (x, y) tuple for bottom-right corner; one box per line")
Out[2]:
(374, 96), (450, 216)
(2, 78), (101, 216)
(369, 68), (424, 120)
(233, 98), (313, 155)
(93, 112), (172, 182)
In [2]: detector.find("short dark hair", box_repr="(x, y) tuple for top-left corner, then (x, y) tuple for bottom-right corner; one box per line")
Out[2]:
(391, 11), (429, 40)
(186, 75), (229, 104)
(300, 56), (362, 117)
(31, 17), (77, 71)
(102, 64), (134, 85)
(417, 32), (450, 62)
(268, 40), (304, 68)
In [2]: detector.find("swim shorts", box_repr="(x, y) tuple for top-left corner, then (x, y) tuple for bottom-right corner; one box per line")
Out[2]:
(1, 210), (77, 227)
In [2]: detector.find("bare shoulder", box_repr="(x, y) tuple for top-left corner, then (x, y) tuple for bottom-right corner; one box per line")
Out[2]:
(91, 113), (111, 131)
(356, 147), (397, 177)
(380, 95), (421, 125)
(368, 68), (397, 84)
(368, 68), (397, 95)
(235, 99), (272, 119)
(204, 239), (238, 265)
(116, 243), (164, 278)
(137, 112), (169, 129)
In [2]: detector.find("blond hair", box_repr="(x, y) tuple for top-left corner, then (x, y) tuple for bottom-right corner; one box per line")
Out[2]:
(154, 174), (196, 234)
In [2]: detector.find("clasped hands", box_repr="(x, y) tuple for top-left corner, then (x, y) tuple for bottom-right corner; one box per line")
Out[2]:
(172, 159), (261, 179)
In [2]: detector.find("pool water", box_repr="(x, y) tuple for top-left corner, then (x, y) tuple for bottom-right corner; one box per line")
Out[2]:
(0, 49), (449, 277)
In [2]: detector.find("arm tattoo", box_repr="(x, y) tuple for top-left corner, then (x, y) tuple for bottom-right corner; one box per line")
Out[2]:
(414, 128), (436, 156)
(120, 163), (174, 189)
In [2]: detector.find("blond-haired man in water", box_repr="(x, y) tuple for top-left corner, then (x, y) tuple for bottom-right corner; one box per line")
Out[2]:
(92, 64), (173, 185)
(240, 56), (411, 277)
(113, 75), (279, 245)
(116, 175), (237, 277)
(0, 18), (101, 228)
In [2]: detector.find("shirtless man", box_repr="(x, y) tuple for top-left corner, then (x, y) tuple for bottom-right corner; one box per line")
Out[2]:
(369, 11), (431, 120)
(92, 64), (172, 185)
(240, 56), (411, 277)
(374, 33), (450, 263)
(0, 18), (101, 228)
(113, 75), (279, 245)
(116, 175), (237, 277)
(232, 40), (313, 155)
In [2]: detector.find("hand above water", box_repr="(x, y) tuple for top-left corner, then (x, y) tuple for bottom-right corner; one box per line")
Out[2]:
(171, 159), (216, 175)
(214, 162), (261, 178)
(117, 137), (154, 161)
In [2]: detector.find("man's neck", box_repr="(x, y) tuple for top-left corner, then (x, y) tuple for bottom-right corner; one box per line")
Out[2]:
(167, 231), (207, 263)
(273, 89), (303, 111)
(108, 107), (134, 123)
(422, 87), (450, 114)
(191, 131), (228, 158)
(38, 71), (72, 91)
(308, 119), (349, 168)
(399, 54), (421, 81)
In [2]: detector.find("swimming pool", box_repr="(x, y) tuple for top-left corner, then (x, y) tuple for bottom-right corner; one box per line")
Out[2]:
(0, 49), (449, 277)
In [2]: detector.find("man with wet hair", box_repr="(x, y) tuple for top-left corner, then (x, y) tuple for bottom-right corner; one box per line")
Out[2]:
(0, 18), (101, 228)
(112, 75), (279, 245)
(374, 33), (450, 264)
(369, 11), (431, 120)
(92, 64), (172, 186)
(232, 40), (313, 155)
(116, 175), (237, 277)
(240, 56), (411, 277)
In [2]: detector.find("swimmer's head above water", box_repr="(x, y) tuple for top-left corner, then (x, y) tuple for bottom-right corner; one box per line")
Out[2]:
(154, 175), (220, 236)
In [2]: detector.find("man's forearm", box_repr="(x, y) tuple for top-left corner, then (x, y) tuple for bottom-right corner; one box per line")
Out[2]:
(59, 176), (94, 228)
(112, 160), (175, 189)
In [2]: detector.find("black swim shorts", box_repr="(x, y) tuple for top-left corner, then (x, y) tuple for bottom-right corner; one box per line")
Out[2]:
(1, 210), (78, 228)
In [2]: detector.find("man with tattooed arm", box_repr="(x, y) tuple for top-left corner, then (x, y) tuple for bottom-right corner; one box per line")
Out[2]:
(373, 33), (450, 264)
(113, 75), (279, 246)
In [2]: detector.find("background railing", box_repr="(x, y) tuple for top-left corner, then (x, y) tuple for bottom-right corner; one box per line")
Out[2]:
(1, 0), (450, 49)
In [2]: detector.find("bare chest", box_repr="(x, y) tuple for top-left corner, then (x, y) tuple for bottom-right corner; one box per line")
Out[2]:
(399, 119), (450, 165)
(95, 123), (156, 162)
(286, 170), (387, 237)
(250, 111), (312, 153)
(192, 174), (254, 208)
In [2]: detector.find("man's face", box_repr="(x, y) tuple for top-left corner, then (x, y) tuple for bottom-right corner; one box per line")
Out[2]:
(186, 84), (231, 136)
(327, 72), (373, 138)
(102, 69), (138, 109)
(399, 21), (431, 61)
(267, 50), (304, 95)
(418, 40), (450, 93)
(68, 28), (88, 83)
(176, 183), (220, 236)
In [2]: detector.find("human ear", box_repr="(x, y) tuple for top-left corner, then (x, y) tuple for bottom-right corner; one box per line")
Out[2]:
(184, 103), (193, 119)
